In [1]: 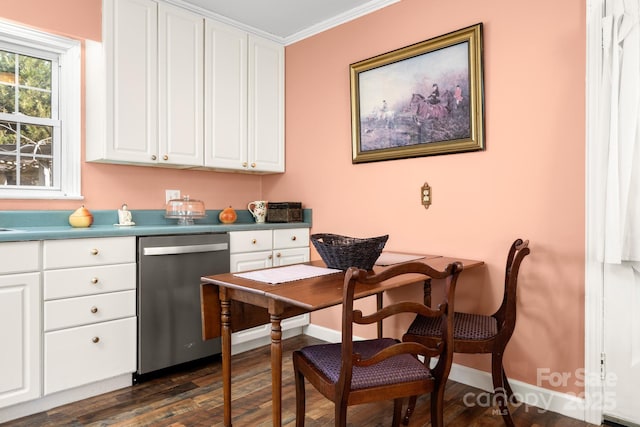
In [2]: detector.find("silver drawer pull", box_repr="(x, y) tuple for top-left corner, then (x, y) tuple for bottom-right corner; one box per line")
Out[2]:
(92, 337), (100, 343)
(90, 306), (98, 314)
(276, 252), (281, 258)
(91, 277), (99, 284)
(291, 236), (297, 241)
(251, 239), (257, 244)
(90, 248), (99, 255)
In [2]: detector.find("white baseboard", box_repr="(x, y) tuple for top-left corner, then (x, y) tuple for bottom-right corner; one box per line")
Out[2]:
(447, 362), (586, 422)
(303, 325), (587, 422)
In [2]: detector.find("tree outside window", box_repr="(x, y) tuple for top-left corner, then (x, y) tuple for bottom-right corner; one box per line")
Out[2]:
(0, 49), (56, 187)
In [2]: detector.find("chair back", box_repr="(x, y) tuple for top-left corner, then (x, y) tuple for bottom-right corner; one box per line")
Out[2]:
(494, 239), (530, 337)
(337, 261), (463, 399)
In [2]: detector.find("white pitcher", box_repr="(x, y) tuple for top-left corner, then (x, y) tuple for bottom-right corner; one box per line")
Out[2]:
(248, 200), (268, 223)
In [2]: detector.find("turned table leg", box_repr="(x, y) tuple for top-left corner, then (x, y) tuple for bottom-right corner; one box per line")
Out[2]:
(220, 289), (232, 427)
(270, 312), (283, 426)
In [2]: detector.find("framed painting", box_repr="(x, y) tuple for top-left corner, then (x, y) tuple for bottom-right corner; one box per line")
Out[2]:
(350, 23), (484, 163)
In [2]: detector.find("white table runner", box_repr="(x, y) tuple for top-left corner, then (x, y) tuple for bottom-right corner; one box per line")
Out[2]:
(233, 264), (341, 284)
(375, 252), (426, 266)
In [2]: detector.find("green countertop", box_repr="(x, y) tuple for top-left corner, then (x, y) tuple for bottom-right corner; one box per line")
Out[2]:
(0, 209), (312, 242)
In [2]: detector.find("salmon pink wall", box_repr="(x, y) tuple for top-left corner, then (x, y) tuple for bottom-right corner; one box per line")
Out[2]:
(0, 0), (262, 212)
(2, 0), (587, 397)
(265, 0), (586, 394)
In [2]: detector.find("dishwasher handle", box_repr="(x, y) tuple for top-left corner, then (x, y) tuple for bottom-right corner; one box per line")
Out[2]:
(143, 243), (228, 256)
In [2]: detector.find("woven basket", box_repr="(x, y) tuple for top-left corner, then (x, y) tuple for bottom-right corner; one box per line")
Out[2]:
(310, 233), (389, 270)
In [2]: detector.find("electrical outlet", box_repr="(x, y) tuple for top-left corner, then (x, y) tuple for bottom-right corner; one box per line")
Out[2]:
(421, 182), (431, 209)
(165, 189), (180, 203)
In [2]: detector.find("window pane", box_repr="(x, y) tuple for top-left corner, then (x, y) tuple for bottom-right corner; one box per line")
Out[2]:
(18, 87), (51, 118)
(0, 120), (17, 148)
(0, 50), (16, 84)
(19, 54), (51, 90)
(0, 84), (15, 113)
(21, 123), (52, 156)
(20, 155), (52, 187)
(0, 120), (17, 186)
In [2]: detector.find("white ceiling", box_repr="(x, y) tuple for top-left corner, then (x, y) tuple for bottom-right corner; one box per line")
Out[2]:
(174, 0), (400, 44)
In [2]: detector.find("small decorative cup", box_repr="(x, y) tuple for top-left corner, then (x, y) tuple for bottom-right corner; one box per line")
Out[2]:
(248, 200), (268, 223)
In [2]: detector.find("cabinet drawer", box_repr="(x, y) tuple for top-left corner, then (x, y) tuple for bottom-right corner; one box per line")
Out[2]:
(44, 317), (136, 395)
(229, 230), (272, 253)
(44, 290), (136, 331)
(44, 237), (135, 269)
(273, 228), (309, 249)
(44, 263), (136, 300)
(0, 241), (40, 273)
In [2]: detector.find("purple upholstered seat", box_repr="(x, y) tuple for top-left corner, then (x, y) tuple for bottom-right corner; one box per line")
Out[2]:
(299, 338), (433, 390)
(407, 312), (498, 341)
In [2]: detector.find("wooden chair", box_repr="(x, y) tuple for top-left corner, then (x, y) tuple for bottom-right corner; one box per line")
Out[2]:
(292, 261), (463, 427)
(402, 239), (530, 427)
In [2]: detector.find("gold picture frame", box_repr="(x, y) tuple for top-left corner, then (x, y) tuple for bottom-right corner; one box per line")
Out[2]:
(350, 23), (484, 163)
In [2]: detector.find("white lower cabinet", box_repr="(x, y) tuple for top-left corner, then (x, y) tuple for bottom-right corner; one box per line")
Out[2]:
(229, 228), (309, 271)
(42, 237), (137, 396)
(0, 242), (40, 409)
(229, 228), (310, 350)
(44, 317), (136, 395)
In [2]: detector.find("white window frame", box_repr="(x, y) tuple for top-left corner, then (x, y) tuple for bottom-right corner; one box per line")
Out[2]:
(0, 19), (81, 199)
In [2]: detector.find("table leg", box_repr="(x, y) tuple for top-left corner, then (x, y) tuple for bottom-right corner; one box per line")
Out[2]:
(270, 313), (283, 427)
(220, 289), (232, 427)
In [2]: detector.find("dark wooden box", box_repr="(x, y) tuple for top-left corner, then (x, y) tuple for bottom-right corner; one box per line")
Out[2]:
(266, 202), (303, 223)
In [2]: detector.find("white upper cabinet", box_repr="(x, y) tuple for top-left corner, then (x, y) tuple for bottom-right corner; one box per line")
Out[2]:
(87, 0), (158, 164)
(158, 3), (204, 166)
(87, 0), (284, 173)
(247, 35), (285, 173)
(204, 20), (248, 170)
(204, 20), (285, 173)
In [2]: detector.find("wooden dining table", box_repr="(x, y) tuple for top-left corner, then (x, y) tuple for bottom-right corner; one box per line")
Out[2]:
(200, 255), (484, 427)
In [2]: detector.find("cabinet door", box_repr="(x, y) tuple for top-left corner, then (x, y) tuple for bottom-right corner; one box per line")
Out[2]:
(230, 250), (273, 273)
(204, 19), (248, 170)
(158, 3), (204, 166)
(0, 273), (40, 408)
(100, 0), (158, 164)
(248, 35), (285, 173)
(273, 247), (310, 267)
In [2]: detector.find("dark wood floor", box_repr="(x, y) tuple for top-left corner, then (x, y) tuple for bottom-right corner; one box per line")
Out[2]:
(5, 335), (601, 426)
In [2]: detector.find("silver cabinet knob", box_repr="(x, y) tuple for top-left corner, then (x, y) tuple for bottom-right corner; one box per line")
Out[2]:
(291, 236), (297, 241)
(90, 248), (99, 255)
(92, 337), (100, 343)
(91, 277), (99, 284)
(163, 155), (169, 161)
(151, 155), (157, 161)
(90, 306), (98, 314)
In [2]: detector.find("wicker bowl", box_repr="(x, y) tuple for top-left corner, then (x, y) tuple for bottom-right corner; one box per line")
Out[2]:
(310, 233), (389, 270)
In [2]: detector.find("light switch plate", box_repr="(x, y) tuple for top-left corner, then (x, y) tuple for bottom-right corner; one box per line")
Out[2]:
(421, 182), (431, 208)
(165, 189), (180, 203)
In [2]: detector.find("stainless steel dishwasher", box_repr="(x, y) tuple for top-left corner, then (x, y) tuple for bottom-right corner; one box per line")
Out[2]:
(136, 233), (229, 378)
